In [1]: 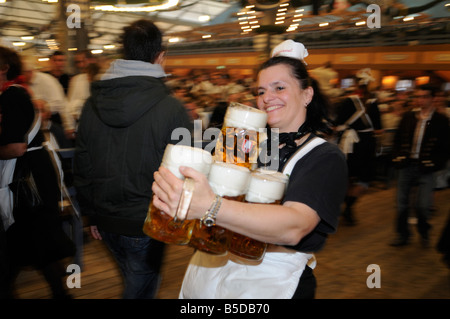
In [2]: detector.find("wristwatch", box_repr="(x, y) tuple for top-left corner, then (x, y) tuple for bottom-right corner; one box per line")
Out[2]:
(202, 195), (223, 227)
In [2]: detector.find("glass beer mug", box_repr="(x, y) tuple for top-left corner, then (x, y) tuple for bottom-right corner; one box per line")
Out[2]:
(189, 162), (251, 255)
(214, 102), (267, 170)
(143, 144), (212, 245)
(229, 170), (288, 260)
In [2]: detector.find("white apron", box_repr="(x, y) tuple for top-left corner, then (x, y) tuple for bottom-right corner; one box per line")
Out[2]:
(179, 137), (326, 299)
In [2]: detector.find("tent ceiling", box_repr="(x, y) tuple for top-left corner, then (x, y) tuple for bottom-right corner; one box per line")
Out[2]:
(0, 0), (449, 56)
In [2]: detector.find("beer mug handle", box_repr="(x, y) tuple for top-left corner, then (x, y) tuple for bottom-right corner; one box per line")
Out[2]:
(174, 178), (195, 222)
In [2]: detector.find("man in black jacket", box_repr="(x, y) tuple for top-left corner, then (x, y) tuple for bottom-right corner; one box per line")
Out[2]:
(390, 84), (450, 247)
(74, 19), (192, 298)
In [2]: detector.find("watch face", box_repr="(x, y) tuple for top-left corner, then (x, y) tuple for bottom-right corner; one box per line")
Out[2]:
(203, 218), (215, 227)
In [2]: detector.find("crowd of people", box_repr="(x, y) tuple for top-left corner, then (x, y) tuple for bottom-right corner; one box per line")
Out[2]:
(0, 17), (449, 299)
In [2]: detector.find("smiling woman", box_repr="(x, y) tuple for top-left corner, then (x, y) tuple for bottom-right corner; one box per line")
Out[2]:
(151, 40), (348, 299)
(256, 64), (312, 132)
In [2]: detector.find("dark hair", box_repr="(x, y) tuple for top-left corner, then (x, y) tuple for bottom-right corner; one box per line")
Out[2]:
(419, 83), (439, 97)
(50, 50), (65, 58)
(122, 19), (163, 63)
(76, 49), (93, 60)
(0, 46), (22, 81)
(259, 56), (333, 135)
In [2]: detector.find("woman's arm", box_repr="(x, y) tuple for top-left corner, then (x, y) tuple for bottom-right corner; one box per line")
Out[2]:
(152, 166), (320, 246)
(0, 142), (27, 159)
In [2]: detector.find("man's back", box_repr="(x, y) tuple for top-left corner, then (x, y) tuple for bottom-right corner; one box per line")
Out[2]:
(74, 60), (192, 236)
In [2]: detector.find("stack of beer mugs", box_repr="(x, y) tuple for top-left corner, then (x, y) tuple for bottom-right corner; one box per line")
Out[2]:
(143, 144), (213, 245)
(214, 102), (267, 170)
(189, 162), (250, 255)
(229, 170), (288, 260)
(143, 103), (289, 261)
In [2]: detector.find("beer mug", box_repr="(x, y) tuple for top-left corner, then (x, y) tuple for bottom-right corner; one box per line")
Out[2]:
(214, 102), (267, 170)
(189, 162), (251, 255)
(229, 170), (288, 260)
(143, 144), (212, 245)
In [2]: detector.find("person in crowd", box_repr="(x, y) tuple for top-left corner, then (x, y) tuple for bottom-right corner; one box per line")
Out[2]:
(0, 46), (75, 299)
(67, 57), (101, 122)
(22, 57), (76, 143)
(310, 61), (343, 99)
(390, 84), (450, 247)
(34, 99), (73, 149)
(334, 68), (383, 225)
(73, 19), (193, 299)
(151, 40), (348, 299)
(73, 49), (96, 75)
(47, 51), (71, 95)
(190, 72), (215, 98)
(172, 85), (199, 121)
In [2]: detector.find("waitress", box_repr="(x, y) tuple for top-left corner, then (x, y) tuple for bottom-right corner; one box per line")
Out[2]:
(152, 40), (348, 299)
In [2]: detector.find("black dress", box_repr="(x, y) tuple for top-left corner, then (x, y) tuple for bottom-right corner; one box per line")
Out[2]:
(0, 85), (75, 269)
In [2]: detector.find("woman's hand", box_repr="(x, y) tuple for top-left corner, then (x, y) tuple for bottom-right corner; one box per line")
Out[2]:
(152, 166), (215, 220)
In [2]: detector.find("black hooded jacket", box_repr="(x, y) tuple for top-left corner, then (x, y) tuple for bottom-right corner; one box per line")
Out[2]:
(74, 70), (192, 236)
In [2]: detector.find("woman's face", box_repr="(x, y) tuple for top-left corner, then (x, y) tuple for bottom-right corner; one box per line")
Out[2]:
(256, 63), (313, 132)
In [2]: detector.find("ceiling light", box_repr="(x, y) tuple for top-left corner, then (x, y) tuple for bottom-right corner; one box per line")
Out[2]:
(103, 45), (115, 49)
(169, 37), (179, 43)
(403, 16), (414, 22)
(199, 15), (210, 22)
(355, 21), (366, 26)
(91, 49), (103, 54)
(92, 0), (179, 12)
(319, 22), (329, 27)
(13, 42), (26, 46)
(21, 36), (34, 40)
(202, 35), (211, 39)
(38, 58), (49, 62)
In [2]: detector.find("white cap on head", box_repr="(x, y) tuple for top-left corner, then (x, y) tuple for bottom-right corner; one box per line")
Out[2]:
(271, 40), (309, 64)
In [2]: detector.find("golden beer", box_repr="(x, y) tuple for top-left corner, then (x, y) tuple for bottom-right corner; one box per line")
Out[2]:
(229, 170), (288, 260)
(143, 144), (212, 245)
(214, 102), (267, 170)
(189, 162), (250, 255)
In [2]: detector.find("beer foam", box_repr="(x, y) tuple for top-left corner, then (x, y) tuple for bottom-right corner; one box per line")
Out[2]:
(245, 172), (287, 203)
(208, 162), (250, 196)
(162, 144), (212, 179)
(224, 102), (267, 130)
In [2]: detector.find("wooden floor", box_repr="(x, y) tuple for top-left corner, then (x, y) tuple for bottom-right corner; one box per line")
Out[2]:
(12, 183), (450, 299)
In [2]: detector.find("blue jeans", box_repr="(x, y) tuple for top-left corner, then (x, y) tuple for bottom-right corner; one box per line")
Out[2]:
(100, 231), (165, 299)
(396, 163), (435, 240)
